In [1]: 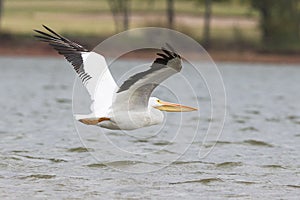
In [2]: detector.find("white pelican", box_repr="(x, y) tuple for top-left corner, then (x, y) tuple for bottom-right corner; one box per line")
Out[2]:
(34, 25), (197, 130)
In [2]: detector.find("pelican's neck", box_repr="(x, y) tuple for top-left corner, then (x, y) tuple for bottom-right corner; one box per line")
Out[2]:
(148, 106), (164, 125)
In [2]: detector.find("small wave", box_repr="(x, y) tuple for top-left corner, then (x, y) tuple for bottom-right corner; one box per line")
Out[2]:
(261, 164), (286, 169)
(20, 174), (56, 180)
(11, 150), (29, 153)
(216, 141), (232, 145)
(67, 147), (94, 152)
(287, 115), (300, 120)
(287, 115), (300, 124)
(55, 98), (72, 104)
(245, 110), (260, 115)
(106, 160), (148, 167)
(236, 180), (258, 185)
(9, 156), (22, 161)
(239, 127), (259, 132)
(15, 155), (67, 163)
(173, 160), (202, 165)
(235, 119), (246, 124)
(86, 163), (107, 168)
(134, 139), (149, 143)
(87, 160), (155, 168)
(286, 184), (300, 189)
(152, 141), (173, 146)
(243, 139), (273, 147)
(215, 162), (243, 168)
(231, 114), (250, 120)
(155, 149), (177, 154)
(169, 178), (223, 185)
(48, 158), (67, 163)
(265, 118), (280, 122)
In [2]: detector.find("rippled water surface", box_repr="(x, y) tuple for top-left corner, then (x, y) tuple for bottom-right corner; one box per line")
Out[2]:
(0, 56), (299, 199)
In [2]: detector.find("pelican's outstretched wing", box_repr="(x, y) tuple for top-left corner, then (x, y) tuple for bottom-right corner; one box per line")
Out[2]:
(34, 25), (118, 116)
(113, 45), (182, 111)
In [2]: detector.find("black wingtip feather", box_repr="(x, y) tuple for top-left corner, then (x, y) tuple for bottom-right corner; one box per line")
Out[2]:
(42, 25), (62, 39)
(34, 25), (91, 85)
(153, 44), (181, 65)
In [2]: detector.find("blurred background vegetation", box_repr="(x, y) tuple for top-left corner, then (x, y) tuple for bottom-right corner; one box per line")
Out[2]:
(0, 0), (299, 54)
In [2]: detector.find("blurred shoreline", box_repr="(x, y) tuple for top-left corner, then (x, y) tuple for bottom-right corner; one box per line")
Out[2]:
(2, 0), (299, 64)
(1, 41), (300, 64)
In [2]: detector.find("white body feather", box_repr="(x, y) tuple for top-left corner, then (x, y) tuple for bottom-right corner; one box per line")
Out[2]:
(34, 25), (184, 130)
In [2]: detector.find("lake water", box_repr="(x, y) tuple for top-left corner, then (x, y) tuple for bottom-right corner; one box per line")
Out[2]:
(0, 56), (299, 199)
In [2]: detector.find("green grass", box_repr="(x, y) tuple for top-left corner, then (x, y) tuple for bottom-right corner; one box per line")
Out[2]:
(1, 0), (260, 51)
(2, 0), (257, 31)
(4, 0), (254, 16)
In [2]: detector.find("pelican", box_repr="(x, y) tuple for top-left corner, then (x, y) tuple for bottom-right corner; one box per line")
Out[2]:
(34, 25), (197, 130)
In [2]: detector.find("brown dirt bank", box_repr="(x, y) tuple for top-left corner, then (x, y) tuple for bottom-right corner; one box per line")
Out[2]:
(1, 41), (300, 64)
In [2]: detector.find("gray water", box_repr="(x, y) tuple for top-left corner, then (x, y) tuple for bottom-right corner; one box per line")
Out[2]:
(0, 56), (299, 199)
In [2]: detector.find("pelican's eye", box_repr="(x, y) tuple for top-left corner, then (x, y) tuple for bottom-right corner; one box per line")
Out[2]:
(157, 100), (160, 103)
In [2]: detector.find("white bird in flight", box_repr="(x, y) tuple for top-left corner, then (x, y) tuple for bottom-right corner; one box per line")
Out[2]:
(34, 25), (197, 130)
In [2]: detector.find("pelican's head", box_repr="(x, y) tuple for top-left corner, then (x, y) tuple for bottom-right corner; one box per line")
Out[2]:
(149, 97), (198, 112)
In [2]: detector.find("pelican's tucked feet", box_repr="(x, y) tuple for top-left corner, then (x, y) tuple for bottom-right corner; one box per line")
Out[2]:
(79, 117), (110, 125)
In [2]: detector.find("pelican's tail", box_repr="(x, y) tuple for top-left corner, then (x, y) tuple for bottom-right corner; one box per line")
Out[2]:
(74, 113), (96, 121)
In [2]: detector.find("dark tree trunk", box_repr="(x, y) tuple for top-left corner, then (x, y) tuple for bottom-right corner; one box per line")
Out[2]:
(260, 6), (270, 44)
(107, 0), (120, 32)
(107, 0), (131, 32)
(167, 0), (174, 29)
(123, 0), (130, 30)
(203, 0), (212, 48)
(0, 0), (3, 32)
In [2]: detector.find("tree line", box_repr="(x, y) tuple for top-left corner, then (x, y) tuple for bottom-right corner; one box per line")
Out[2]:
(0, 0), (299, 52)
(107, 0), (300, 52)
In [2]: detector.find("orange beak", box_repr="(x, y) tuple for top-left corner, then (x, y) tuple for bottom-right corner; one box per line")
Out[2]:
(155, 100), (198, 112)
